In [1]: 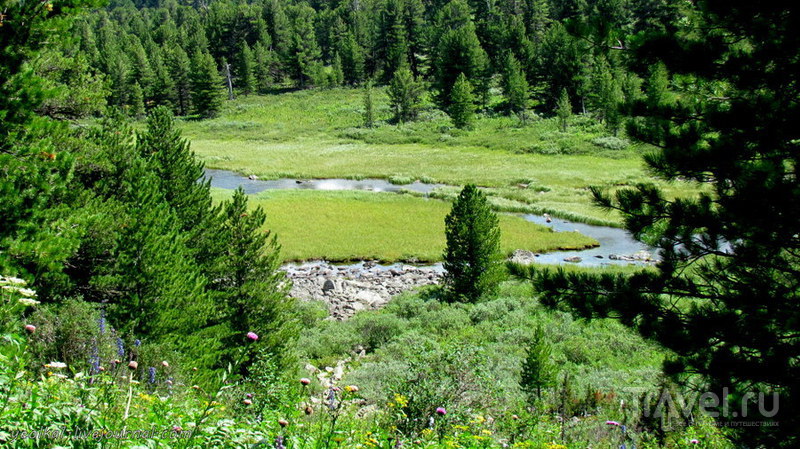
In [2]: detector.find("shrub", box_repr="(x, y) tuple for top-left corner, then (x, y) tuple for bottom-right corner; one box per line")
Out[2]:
(442, 185), (504, 302)
(591, 136), (629, 150)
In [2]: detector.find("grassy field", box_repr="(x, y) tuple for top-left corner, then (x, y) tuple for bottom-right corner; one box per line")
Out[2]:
(212, 188), (597, 262)
(183, 88), (700, 226)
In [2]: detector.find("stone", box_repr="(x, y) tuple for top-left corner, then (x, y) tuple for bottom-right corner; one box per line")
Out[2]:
(563, 256), (582, 263)
(322, 279), (335, 293)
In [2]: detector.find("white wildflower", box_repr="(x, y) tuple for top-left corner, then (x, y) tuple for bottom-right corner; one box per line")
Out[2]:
(18, 297), (40, 307)
(1, 276), (26, 285)
(45, 362), (67, 369)
(17, 287), (37, 297)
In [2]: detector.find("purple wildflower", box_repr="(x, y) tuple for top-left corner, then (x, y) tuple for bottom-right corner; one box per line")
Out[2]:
(606, 420), (620, 426)
(134, 339), (141, 347)
(98, 310), (106, 335)
(116, 338), (125, 357)
(690, 439), (699, 444)
(89, 340), (100, 376)
(148, 367), (156, 384)
(328, 388), (336, 410)
(246, 331), (259, 341)
(435, 407), (447, 416)
(274, 436), (286, 449)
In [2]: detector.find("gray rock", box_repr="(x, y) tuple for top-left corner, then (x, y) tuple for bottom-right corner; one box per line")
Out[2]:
(322, 279), (335, 293)
(563, 256), (582, 263)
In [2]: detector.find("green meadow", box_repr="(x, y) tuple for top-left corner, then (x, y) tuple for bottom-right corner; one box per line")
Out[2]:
(212, 188), (597, 262)
(183, 88), (700, 227)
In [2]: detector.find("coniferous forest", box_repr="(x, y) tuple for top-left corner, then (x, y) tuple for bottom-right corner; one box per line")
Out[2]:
(1, 0), (798, 447)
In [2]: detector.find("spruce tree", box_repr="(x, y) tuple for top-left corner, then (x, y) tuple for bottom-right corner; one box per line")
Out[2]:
(556, 88), (571, 132)
(190, 50), (223, 118)
(129, 82), (146, 119)
(331, 52), (345, 87)
(449, 73), (475, 129)
(434, 21), (489, 109)
(520, 324), (557, 402)
(167, 46), (192, 116)
(340, 31), (365, 85)
(501, 52), (530, 117)
(253, 41), (274, 94)
(238, 42), (257, 96)
(388, 66), (423, 123)
(442, 184), (503, 302)
(363, 82), (375, 128)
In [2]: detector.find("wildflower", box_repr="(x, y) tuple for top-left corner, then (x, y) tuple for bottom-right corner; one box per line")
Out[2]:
(128, 361), (138, 370)
(17, 287), (37, 297)
(18, 297), (40, 307)
(173, 426), (182, 432)
(98, 366), (105, 372)
(246, 393), (253, 399)
(690, 439), (699, 444)
(148, 367), (156, 384)
(243, 399), (253, 405)
(300, 377), (311, 385)
(45, 362), (67, 369)
(436, 407), (447, 416)
(511, 414), (519, 420)
(166, 379), (173, 386)
(304, 406), (313, 415)
(344, 385), (359, 393)
(113, 359), (121, 365)
(192, 385), (200, 390)
(2, 276), (26, 285)
(45, 2), (53, 11)
(394, 393), (408, 408)
(278, 419), (289, 427)
(98, 310), (106, 334)
(134, 339), (141, 347)
(24, 324), (36, 333)
(606, 420), (620, 426)
(274, 435), (286, 449)
(246, 331), (259, 341)
(327, 388), (336, 410)
(161, 360), (169, 368)
(116, 338), (125, 357)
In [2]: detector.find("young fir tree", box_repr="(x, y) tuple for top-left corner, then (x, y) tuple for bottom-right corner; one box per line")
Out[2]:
(434, 21), (489, 109)
(442, 184), (503, 302)
(520, 324), (557, 402)
(363, 81), (375, 128)
(515, 2), (800, 445)
(449, 73), (475, 129)
(252, 41), (274, 94)
(129, 82), (146, 119)
(501, 52), (530, 117)
(339, 31), (365, 85)
(238, 42), (257, 96)
(331, 52), (345, 87)
(388, 66), (423, 123)
(190, 50), (223, 118)
(287, 4), (321, 87)
(150, 51), (176, 109)
(378, 0), (409, 82)
(167, 46), (192, 116)
(556, 88), (572, 132)
(214, 188), (297, 371)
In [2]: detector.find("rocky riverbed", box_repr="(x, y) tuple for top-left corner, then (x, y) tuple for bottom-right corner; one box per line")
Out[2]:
(283, 262), (443, 319)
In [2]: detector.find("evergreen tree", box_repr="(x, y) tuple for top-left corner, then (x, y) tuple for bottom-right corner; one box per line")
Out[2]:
(377, 0), (409, 82)
(253, 41), (274, 94)
(520, 324), (557, 402)
(555, 87), (571, 131)
(339, 31), (365, 85)
(449, 73), (475, 129)
(190, 50), (223, 118)
(516, 2), (800, 445)
(501, 52), (530, 116)
(150, 50), (176, 109)
(433, 21), (489, 109)
(213, 188), (297, 371)
(388, 66), (423, 123)
(287, 4), (321, 87)
(238, 42), (257, 95)
(442, 184), (503, 302)
(130, 82), (145, 119)
(331, 52), (345, 87)
(167, 46), (192, 116)
(363, 81), (375, 128)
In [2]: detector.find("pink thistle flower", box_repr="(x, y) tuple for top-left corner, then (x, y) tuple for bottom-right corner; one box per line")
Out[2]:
(173, 426), (182, 432)
(435, 407), (447, 416)
(243, 399), (253, 405)
(24, 324), (36, 333)
(246, 393), (253, 399)
(606, 420), (620, 426)
(278, 419), (289, 428)
(300, 377), (311, 385)
(246, 332), (259, 341)
(690, 439), (699, 444)
(127, 361), (138, 370)
(161, 360), (169, 367)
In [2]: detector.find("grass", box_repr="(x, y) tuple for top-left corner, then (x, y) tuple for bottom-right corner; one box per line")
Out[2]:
(212, 188), (597, 263)
(183, 88), (702, 226)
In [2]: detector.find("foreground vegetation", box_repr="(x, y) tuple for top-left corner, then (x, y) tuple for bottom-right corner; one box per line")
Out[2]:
(211, 188), (596, 262)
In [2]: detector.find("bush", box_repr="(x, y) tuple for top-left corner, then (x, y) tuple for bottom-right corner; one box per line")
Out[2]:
(442, 185), (504, 302)
(591, 136), (629, 150)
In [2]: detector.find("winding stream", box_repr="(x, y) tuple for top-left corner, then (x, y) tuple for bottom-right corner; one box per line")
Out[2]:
(204, 169), (656, 268)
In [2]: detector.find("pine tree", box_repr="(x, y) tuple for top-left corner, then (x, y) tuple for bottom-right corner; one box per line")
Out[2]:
(331, 52), (345, 87)
(150, 50), (176, 109)
(130, 82), (146, 119)
(340, 31), (365, 85)
(214, 188), (297, 371)
(363, 81), (375, 128)
(287, 4), (321, 87)
(433, 21), (489, 109)
(442, 184), (503, 302)
(167, 46), (192, 116)
(388, 66), (423, 123)
(501, 52), (530, 116)
(449, 73), (475, 129)
(556, 88), (571, 131)
(378, 0), (409, 82)
(238, 42), (257, 96)
(253, 41), (274, 94)
(190, 50), (223, 118)
(520, 324), (557, 402)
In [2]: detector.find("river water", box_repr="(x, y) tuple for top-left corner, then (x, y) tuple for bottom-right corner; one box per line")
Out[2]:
(204, 169), (656, 267)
